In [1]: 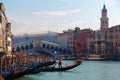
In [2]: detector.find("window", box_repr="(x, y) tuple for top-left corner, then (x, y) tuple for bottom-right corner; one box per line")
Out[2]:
(116, 42), (118, 47)
(77, 42), (81, 47)
(109, 30), (113, 33)
(16, 47), (20, 52)
(0, 16), (2, 23)
(115, 30), (118, 32)
(116, 35), (118, 39)
(7, 41), (10, 46)
(0, 40), (2, 47)
(68, 41), (72, 45)
(105, 35), (107, 39)
(30, 44), (33, 49)
(97, 35), (101, 39)
(106, 42), (113, 49)
(68, 37), (72, 40)
(109, 35), (113, 39)
(0, 27), (2, 36)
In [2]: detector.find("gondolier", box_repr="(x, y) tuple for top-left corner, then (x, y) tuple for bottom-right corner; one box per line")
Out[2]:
(58, 57), (62, 68)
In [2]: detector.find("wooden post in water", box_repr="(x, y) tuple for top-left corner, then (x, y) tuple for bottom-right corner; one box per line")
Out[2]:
(0, 56), (4, 80)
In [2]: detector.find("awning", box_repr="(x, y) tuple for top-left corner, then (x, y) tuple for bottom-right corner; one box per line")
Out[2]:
(12, 53), (26, 57)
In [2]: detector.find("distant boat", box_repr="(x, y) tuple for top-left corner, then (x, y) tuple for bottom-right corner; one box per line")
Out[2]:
(37, 60), (82, 72)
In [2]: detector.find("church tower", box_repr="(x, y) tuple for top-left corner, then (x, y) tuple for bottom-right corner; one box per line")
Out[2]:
(100, 4), (109, 30)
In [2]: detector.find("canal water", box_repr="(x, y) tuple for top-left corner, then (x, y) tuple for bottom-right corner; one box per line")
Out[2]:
(15, 60), (120, 80)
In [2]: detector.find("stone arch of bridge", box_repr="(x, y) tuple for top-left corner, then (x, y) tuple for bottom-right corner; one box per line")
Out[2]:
(12, 42), (34, 53)
(41, 42), (67, 54)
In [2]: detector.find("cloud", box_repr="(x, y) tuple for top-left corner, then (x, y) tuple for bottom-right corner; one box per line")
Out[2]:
(105, 0), (117, 6)
(33, 11), (67, 17)
(72, 8), (80, 13)
(33, 8), (80, 17)
(53, 20), (87, 31)
(7, 8), (82, 35)
(8, 15), (27, 26)
(64, 20), (87, 28)
(7, 15), (40, 35)
(8, 15), (86, 35)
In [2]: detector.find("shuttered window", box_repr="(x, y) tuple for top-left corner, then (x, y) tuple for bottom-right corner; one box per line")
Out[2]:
(0, 16), (2, 23)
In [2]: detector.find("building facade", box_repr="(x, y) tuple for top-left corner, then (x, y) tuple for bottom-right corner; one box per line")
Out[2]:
(94, 30), (106, 54)
(0, 3), (12, 54)
(55, 29), (74, 54)
(105, 25), (120, 54)
(73, 28), (94, 54)
(0, 3), (12, 80)
(0, 3), (7, 52)
(6, 23), (13, 54)
(93, 4), (109, 54)
(93, 5), (120, 55)
(86, 31), (95, 54)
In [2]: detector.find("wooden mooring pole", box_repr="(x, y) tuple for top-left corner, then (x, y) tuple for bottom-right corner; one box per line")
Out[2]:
(0, 56), (4, 80)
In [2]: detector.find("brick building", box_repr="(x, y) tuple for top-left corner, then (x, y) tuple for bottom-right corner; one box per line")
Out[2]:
(73, 28), (94, 54)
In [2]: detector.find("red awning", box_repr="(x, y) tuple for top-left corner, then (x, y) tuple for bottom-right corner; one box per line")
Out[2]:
(12, 53), (26, 57)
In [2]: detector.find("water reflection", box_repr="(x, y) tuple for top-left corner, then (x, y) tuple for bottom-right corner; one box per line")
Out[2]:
(15, 61), (120, 80)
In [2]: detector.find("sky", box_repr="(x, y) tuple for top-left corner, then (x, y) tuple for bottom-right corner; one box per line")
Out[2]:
(0, 0), (120, 35)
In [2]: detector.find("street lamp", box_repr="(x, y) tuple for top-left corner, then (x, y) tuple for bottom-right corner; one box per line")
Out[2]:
(54, 51), (57, 61)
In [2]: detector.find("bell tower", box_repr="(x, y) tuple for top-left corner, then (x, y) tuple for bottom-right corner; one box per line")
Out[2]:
(100, 4), (109, 30)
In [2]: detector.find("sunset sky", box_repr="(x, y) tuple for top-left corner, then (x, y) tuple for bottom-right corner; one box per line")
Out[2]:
(0, 0), (120, 35)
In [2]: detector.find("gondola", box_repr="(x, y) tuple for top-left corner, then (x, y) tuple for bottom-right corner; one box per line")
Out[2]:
(37, 60), (82, 72)
(31, 60), (56, 74)
(10, 68), (28, 80)
(3, 71), (14, 80)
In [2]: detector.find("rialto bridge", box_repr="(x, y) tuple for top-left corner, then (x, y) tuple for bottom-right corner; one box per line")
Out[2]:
(12, 39), (67, 56)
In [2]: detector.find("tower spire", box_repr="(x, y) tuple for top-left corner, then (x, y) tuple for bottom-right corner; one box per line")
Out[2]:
(102, 4), (107, 12)
(100, 4), (109, 30)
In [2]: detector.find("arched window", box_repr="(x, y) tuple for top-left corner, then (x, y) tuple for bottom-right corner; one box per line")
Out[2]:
(12, 48), (15, 53)
(16, 47), (20, 52)
(30, 44), (33, 49)
(59, 48), (62, 53)
(51, 46), (54, 50)
(21, 46), (24, 51)
(55, 47), (58, 52)
(25, 45), (29, 50)
(42, 44), (46, 48)
(47, 45), (50, 49)
(63, 49), (66, 54)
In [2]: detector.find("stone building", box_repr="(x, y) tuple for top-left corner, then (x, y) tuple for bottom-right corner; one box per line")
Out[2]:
(6, 23), (13, 54)
(0, 3), (12, 80)
(94, 5), (120, 55)
(55, 29), (74, 54)
(94, 4), (109, 54)
(0, 3), (12, 54)
(0, 3), (7, 52)
(105, 25), (120, 54)
(86, 31), (95, 54)
(94, 30), (106, 54)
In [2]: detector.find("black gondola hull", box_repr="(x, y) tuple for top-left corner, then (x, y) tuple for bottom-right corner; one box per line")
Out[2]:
(39, 63), (80, 72)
